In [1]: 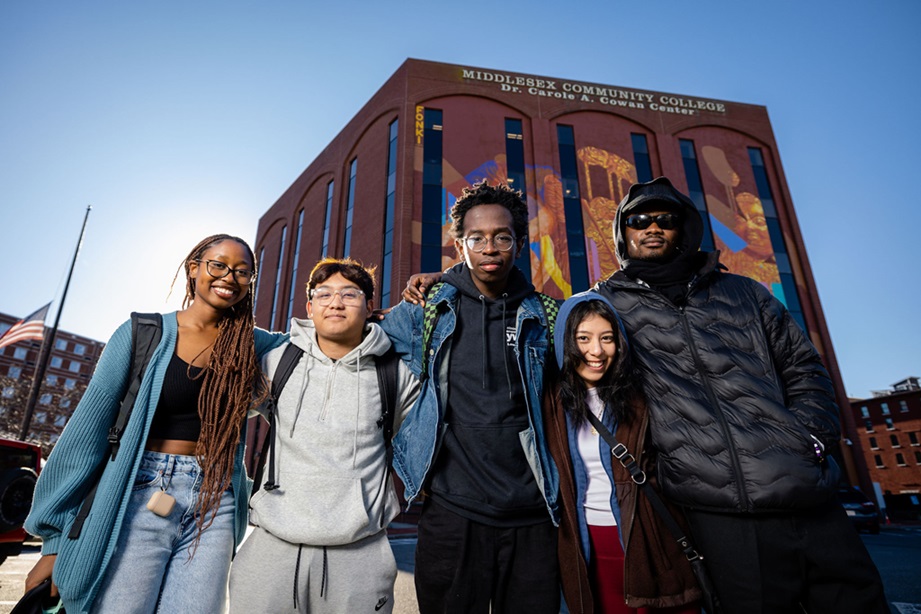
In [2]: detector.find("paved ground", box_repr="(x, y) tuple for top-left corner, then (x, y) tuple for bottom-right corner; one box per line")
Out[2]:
(2, 525), (919, 613)
(0, 536), (421, 614)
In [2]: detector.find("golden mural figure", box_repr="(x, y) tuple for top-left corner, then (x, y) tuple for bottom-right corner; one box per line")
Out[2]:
(576, 146), (636, 203)
(581, 195), (620, 283)
(573, 147), (637, 283)
(715, 192), (781, 285)
(699, 145), (782, 289)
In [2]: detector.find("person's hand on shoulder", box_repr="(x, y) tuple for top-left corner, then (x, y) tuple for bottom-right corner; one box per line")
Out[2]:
(402, 272), (443, 306)
(368, 307), (392, 322)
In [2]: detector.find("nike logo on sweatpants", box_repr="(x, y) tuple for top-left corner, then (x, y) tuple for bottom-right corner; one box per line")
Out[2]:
(375, 596), (389, 611)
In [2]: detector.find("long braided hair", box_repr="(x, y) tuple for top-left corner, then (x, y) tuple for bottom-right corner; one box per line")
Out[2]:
(177, 234), (264, 541)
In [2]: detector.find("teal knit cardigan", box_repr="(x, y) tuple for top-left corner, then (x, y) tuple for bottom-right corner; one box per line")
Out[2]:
(24, 312), (287, 613)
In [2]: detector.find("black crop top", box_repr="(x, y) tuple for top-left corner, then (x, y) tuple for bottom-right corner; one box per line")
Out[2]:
(148, 352), (204, 442)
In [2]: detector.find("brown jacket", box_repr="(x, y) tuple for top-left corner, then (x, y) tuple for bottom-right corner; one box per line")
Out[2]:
(543, 382), (701, 612)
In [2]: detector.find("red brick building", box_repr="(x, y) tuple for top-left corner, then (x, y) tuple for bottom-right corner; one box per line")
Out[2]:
(0, 311), (105, 454)
(850, 377), (921, 521)
(249, 58), (869, 491)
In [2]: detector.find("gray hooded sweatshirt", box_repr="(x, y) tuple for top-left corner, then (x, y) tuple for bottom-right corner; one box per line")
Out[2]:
(251, 317), (420, 546)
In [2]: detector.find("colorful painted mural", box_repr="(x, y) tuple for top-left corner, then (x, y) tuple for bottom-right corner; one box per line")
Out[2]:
(425, 142), (787, 304)
(428, 146), (636, 298)
(699, 145), (784, 298)
(576, 147), (635, 286)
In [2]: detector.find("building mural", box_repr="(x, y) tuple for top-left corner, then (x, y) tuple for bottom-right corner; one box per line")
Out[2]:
(699, 145), (784, 298)
(420, 141), (793, 308)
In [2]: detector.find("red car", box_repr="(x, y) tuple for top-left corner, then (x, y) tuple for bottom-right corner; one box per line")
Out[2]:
(0, 437), (42, 564)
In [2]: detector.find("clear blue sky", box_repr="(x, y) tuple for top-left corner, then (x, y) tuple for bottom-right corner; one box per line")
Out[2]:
(2, 1), (918, 399)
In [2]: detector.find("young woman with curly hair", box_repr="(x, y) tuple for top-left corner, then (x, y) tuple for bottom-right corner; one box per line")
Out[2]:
(24, 234), (286, 613)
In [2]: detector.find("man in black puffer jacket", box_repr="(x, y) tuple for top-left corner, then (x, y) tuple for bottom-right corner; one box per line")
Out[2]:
(594, 177), (888, 613)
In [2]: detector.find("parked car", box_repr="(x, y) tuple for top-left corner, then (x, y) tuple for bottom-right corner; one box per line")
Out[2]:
(837, 486), (881, 534)
(0, 437), (42, 564)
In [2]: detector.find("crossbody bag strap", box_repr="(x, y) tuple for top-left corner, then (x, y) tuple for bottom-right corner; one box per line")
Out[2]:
(584, 410), (703, 562)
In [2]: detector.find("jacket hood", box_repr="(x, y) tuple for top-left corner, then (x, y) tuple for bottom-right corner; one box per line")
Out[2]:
(442, 261), (534, 397)
(442, 261), (534, 303)
(287, 316), (392, 362)
(614, 176), (704, 268)
(554, 291), (628, 370)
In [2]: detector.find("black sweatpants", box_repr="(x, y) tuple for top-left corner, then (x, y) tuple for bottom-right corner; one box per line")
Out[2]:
(414, 500), (560, 614)
(684, 502), (889, 614)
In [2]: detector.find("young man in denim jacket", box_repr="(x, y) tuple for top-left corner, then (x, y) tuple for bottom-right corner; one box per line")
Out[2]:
(380, 180), (560, 614)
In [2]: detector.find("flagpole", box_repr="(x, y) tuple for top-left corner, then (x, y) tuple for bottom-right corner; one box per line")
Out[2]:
(19, 206), (93, 441)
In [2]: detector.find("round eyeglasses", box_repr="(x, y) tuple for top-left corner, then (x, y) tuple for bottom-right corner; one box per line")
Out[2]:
(309, 287), (366, 306)
(462, 234), (516, 253)
(195, 259), (255, 285)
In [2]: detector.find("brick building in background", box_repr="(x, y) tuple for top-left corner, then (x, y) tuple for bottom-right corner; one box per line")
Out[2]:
(0, 311), (105, 455)
(247, 58), (870, 493)
(850, 377), (921, 521)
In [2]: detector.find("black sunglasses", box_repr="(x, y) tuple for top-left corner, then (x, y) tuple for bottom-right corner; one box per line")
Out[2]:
(624, 213), (681, 230)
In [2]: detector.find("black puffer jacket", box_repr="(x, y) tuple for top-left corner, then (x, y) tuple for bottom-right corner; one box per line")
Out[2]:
(594, 178), (841, 513)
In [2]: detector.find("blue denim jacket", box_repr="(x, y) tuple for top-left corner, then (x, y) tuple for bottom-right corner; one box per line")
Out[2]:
(379, 282), (560, 524)
(566, 406), (623, 560)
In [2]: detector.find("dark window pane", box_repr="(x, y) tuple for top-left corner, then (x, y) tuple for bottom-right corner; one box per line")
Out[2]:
(631, 133), (653, 183)
(557, 124), (588, 292)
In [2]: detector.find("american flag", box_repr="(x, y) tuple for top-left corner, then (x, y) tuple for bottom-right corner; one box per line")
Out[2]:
(0, 303), (52, 350)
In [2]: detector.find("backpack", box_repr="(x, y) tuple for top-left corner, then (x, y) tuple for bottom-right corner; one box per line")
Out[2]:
(69, 312), (163, 539)
(252, 344), (400, 496)
(419, 282), (559, 381)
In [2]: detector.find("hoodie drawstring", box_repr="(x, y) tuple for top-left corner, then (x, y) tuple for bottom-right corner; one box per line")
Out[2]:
(478, 293), (514, 399)
(500, 293), (513, 399)
(321, 546), (328, 597)
(293, 544), (303, 609)
(352, 350), (361, 468)
(479, 295), (488, 389)
(292, 544), (329, 608)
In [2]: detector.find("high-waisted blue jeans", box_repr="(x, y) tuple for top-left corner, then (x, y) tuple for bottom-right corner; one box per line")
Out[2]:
(92, 451), (235, 614)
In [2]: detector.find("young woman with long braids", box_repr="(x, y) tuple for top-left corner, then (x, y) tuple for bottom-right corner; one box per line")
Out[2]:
(24, 234), (286, 613)
(543, 292), (700, 614)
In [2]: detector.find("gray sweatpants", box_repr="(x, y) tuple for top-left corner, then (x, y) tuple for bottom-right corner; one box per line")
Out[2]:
(229, 527), (397, 613)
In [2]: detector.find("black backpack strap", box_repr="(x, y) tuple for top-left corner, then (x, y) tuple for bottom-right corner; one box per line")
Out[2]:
(374, 347), (400, 527)
(108, 313), (163, 460)
(253, 343), (304, 494)
(69, 312), (162, 540)
(374, 347), (400, 454)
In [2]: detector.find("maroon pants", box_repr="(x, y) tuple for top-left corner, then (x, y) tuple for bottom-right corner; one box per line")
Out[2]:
(588, 524), (699, 614)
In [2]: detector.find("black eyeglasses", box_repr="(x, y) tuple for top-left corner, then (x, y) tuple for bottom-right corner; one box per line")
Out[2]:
(195, 259), (255, 285)
(624, 213), (681, 231)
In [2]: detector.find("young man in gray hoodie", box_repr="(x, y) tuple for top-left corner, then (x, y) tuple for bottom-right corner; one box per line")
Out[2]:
(229, 258), (420, 614)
